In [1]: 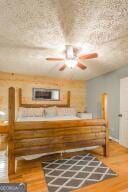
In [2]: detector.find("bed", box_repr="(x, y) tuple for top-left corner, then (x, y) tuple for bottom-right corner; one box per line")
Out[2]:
(8, 87), (109, 175)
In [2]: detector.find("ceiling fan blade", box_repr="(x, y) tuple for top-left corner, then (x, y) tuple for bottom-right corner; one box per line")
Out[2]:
(77, 63), (87, 70)
(59, 64), (67, 71)
(46, 58), (64, 61)
(79, 53), (98, 60)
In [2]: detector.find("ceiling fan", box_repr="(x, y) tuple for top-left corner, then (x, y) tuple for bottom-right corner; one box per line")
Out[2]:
(46, 45), (98, 71)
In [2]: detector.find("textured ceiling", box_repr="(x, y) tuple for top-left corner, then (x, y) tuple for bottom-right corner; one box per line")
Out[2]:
(0, 0), (128, 80)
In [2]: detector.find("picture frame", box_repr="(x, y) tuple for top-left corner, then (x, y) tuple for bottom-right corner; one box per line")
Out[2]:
(32, 88), (60, 101)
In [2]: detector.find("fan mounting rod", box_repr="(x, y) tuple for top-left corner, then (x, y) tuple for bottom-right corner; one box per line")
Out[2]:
(66, 45), (74, 59)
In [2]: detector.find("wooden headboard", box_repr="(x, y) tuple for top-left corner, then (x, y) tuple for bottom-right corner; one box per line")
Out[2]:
(18, 88), (71, 108)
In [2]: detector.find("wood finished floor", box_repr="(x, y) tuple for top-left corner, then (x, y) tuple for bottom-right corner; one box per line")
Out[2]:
(0, 140), (128, 192)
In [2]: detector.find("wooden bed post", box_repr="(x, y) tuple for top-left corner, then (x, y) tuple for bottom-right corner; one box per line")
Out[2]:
(19, 88), (22, 107)
(102, 93), (109, 157)
(8, 87), (15, 175)
(67, 91), (71, 107)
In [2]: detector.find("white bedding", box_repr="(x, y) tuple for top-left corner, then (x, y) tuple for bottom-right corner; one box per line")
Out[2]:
(17, 146), (99, 160)
(17, 115), (80, 121)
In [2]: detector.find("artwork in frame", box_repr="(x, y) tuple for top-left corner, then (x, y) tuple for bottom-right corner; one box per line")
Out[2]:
(32, 88), (60, 101)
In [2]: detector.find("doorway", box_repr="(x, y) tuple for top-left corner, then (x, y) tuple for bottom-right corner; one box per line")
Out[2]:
(119, 77), (128, 147)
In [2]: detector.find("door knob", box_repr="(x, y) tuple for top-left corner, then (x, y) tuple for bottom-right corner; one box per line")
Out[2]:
(118, 114), (122, 117)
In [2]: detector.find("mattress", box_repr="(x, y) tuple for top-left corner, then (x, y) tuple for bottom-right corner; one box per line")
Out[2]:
(16, 115), (80, 122)
(17, 146), (99, 160)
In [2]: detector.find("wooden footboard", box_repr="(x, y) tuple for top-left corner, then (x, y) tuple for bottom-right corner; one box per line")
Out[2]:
(14, 119), (106, 157)
(8, 87), (109, 175)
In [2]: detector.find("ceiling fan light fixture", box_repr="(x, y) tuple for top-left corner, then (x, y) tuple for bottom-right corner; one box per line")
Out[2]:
(46, 45), (97, 71)
(65, 59), (77, 68)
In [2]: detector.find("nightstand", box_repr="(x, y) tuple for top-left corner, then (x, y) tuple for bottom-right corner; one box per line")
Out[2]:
(77, 112), (93, 119)
(0, 122), (8, 151)
(0, 122), (8, 134)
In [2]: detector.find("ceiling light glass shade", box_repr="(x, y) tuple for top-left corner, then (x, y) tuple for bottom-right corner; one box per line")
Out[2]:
(65, 59), (77, 68)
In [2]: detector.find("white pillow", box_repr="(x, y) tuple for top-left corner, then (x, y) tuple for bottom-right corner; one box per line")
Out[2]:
(17, 107), (44, 118)
(44, 106), (57, 117)
(33, 108), (44, 117)
(57, 107), (77, 116)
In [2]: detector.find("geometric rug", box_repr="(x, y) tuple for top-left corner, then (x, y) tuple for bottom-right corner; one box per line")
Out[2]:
(42, 153), (117, 192)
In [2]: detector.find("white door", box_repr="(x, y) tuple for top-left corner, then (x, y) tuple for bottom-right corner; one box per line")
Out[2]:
(119, 77), (128, 147)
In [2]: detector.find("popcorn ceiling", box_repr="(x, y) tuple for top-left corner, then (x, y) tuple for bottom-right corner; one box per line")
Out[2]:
(0, 0), (127, 80)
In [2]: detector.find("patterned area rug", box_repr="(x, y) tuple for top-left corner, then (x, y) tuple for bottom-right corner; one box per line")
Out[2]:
(42, 153), (117, 192)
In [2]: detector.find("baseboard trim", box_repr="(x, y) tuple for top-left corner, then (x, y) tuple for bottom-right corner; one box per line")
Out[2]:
(109, 136), (119, 143)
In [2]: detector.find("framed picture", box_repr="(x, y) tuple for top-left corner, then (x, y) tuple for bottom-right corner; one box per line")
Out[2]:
(32, 88), (60, 101)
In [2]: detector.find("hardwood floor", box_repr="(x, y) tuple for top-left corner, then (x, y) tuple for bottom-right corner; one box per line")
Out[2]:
(0, 140), (128, 192)
(0, 135), (8, 182)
